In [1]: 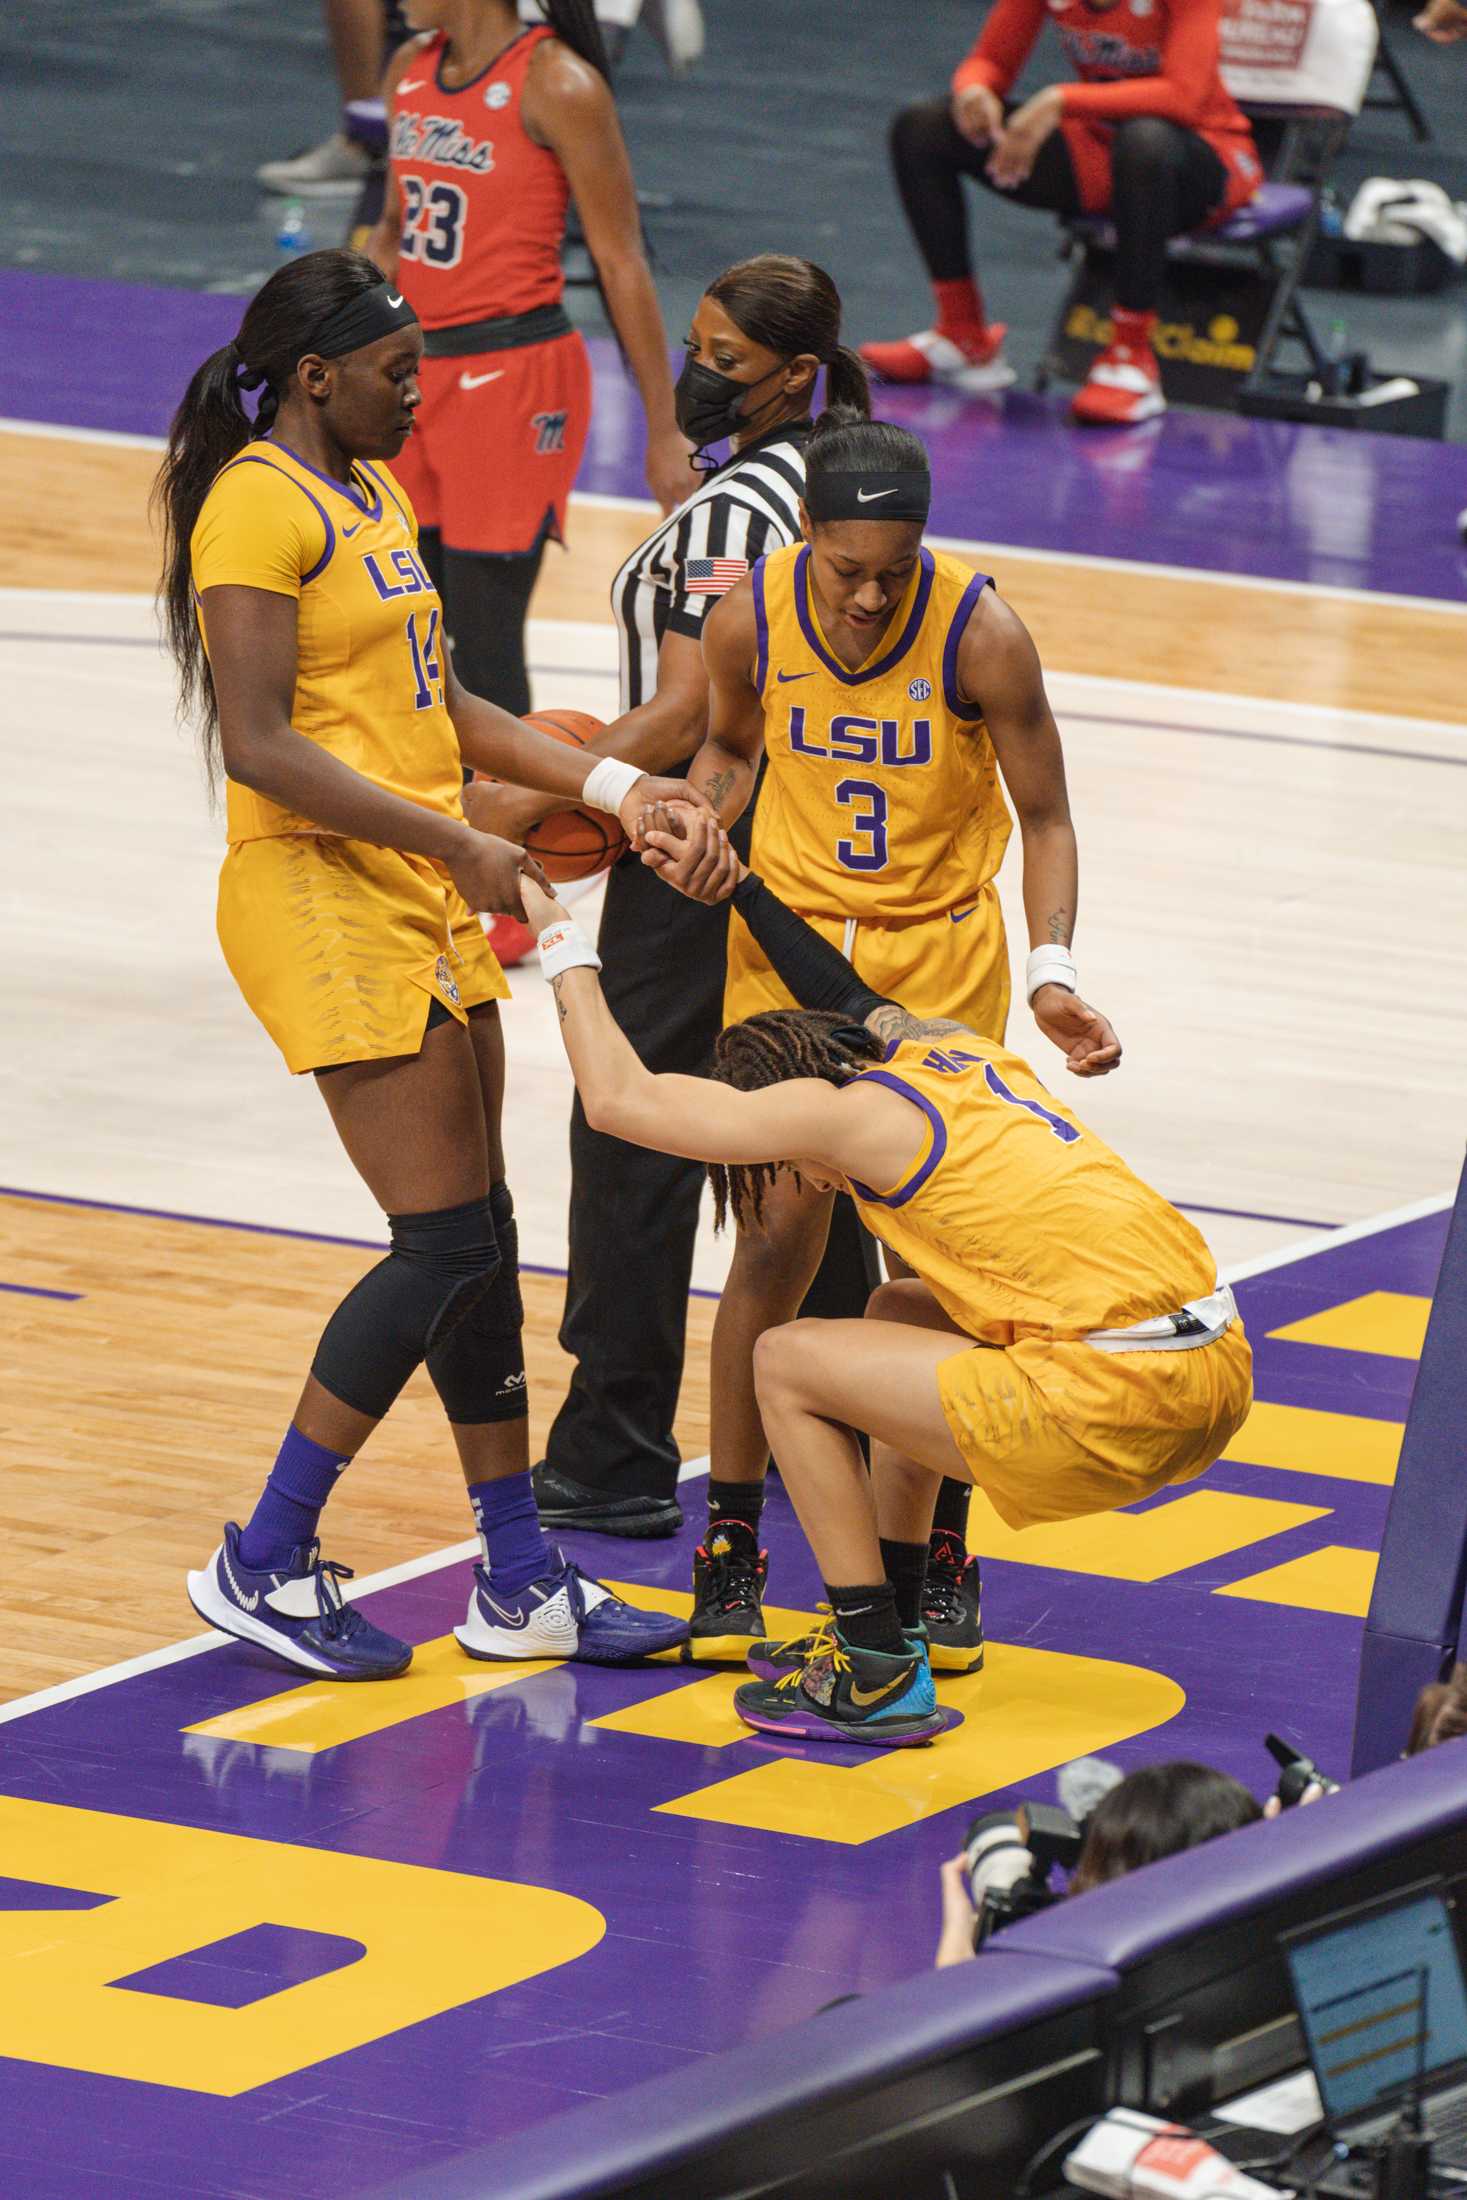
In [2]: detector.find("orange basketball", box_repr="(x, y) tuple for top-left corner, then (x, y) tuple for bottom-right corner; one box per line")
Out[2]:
(483, 709), (629, 884)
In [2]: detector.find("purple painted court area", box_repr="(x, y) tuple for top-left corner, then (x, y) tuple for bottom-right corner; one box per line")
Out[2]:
(6, 268), (1467, 602)
(0, 1206), (1447, 2198)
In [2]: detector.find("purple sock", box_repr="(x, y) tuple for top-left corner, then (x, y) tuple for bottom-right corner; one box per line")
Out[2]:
(469, 1471), (552, 1597)
(238, 1427), (351, 1571)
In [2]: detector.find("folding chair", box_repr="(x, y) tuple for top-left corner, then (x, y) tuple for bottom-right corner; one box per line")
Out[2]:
(1035, 0), (1379, 405)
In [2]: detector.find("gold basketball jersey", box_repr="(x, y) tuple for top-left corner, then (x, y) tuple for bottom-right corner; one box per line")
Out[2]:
(192, 442), (463, 845)
(748, 543), (1012, 920)
(845, 1034), (1217, 1344)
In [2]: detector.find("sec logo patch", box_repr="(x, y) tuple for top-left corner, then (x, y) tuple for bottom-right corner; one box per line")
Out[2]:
(484, 80), (511, 108)
(908, 678), (933, 701)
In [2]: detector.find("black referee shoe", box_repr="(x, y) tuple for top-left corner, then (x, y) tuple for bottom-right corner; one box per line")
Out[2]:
(530, 1461), (683, 1540)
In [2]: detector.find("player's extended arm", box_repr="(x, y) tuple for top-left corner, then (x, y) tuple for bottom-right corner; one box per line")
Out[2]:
(642, 583), (764, 898)
(956, 591), (1121, 1076)
(201, 583), (546, 916)
(445, 653), (711, 843)
(524, 47), (694, 516)
(521, 880), (845, 1163)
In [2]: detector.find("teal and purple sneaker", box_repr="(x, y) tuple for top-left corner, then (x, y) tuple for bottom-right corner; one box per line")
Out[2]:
(733, 1626), (956, 1749)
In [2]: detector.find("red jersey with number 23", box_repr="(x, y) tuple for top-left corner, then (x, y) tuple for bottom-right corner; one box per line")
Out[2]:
(390, 25), (569, 330)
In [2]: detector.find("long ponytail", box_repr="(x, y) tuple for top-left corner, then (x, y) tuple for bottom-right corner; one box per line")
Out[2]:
(152, 345), (257, 771)
(152, 246), (387, 780)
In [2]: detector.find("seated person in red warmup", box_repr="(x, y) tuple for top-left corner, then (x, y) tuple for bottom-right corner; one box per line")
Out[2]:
(862, 0), (1261, 426)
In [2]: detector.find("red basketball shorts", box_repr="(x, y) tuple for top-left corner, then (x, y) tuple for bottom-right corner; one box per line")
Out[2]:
(1060, 118), (1262, 220)
(391, 327), (593, 555)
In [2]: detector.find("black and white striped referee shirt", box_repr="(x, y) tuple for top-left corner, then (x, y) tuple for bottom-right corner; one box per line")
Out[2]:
(611, 421), (810, 712)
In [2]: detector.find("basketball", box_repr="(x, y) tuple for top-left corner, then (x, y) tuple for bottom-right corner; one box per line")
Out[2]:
(509, 710), (630, 883)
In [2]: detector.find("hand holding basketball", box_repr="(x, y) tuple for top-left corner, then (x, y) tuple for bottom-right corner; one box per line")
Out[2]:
(462, 777), (553, 848)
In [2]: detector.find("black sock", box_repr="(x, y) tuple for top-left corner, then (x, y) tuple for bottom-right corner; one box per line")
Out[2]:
(931, 1476), (971, 1544)
(879, 1539), (929, 1633)
(706, 1480), (765, 1538)
(825, 1580), (906, 1656)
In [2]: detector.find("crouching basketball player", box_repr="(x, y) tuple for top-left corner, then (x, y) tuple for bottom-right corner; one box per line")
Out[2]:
(521, 861), (1251, 1749)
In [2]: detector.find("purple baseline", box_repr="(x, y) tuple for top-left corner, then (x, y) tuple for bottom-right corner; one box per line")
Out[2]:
(5, 269), (1467, 601)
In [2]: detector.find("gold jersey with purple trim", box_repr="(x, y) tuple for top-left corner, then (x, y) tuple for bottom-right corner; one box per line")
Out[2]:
(191, 440), (463, 845)
(747, 542), (1011, 921)
(844, 1032), (1217, 1345)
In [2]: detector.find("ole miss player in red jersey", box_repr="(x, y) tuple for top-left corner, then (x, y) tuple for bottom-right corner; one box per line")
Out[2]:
(861, 0), (1261, 426)
(367, 0), (693, 720)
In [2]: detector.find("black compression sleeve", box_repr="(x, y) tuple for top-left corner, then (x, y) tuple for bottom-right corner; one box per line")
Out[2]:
(729, 872), (892, 1022)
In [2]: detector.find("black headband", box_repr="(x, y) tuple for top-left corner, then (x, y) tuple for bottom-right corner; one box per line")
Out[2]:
(804, 469), (930, 524)
(304, 283), (420, 361)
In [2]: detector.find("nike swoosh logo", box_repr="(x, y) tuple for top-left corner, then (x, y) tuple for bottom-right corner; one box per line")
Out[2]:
(459, 369), (505, 390)
(775, 669), (813, 683)
(849, 1666), (916, 1708)
(856, 487), (898, 504)
(949, 904), (978, 924)
(341, 522), (363, 538)
(398, 78), (427, 91)
(386, 292), (404, 309)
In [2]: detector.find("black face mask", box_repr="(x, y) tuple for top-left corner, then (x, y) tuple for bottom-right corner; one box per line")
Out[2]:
(674, 353), (788, 451)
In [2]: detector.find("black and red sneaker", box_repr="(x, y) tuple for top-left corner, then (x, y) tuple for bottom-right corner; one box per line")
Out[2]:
(922, 1529), (985, 1674)
(684, 1518), (768, 1665)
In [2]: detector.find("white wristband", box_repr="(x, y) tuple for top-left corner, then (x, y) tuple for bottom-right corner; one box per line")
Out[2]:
(1025, 945), (1077, 1005)
(580, 757), (643, 816)
(537, 918), (603, 982)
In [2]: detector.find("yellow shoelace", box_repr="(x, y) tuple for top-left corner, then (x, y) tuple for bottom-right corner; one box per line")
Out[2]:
(773, 1642), (849, 1694)
(767, 1604), (836, 1665)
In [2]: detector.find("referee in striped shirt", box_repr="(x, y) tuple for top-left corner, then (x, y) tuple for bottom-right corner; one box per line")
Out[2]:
(531, 256), (876, 1535)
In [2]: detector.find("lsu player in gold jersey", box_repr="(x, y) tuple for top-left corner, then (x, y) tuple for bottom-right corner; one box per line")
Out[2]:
(652, 407), (1120, 1668)
(521, 858), (1250, 1748)
(156, 248), (693, 1681)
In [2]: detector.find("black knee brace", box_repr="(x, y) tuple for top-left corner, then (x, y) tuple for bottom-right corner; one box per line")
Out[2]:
(426, 1181), (528, 1424)
(311, 1195), (501, 1420)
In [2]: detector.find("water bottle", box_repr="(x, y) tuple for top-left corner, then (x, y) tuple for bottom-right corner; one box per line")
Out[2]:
(275, 200), (312, 264)
(1319, 189), (1344, 240)
(1321, 315), (1349, 398)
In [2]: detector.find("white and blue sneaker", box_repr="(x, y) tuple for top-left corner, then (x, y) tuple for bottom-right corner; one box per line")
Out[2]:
(186, 1522), (412, 1681)
(455, 1547), (689, 1665)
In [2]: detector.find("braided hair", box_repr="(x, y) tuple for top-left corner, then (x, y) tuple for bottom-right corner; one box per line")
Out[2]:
(706, 1009), (882, 1231)
(153, 247), (386, 782)
(538, 0), (611, 77)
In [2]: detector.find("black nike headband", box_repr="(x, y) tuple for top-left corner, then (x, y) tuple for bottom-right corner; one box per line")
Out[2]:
(307, 283), (420, 361)
(804, 469), (931, 524)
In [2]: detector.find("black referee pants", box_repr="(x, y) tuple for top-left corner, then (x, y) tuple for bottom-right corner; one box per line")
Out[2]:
(544, 843), (879, 1502)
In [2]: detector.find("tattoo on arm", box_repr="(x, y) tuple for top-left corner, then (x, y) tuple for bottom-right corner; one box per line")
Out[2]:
(703, 766), (736, 811)
(1047, 907), (1073, 946)
(551, 975), (568, 1025)
(865, 1004), (970, 1048)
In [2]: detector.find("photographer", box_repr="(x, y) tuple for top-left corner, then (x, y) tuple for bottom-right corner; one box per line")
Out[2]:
(936, 1761), (1262, 1966)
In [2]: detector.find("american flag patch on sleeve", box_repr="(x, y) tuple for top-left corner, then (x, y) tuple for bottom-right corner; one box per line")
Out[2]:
(683, 557), (750, 596)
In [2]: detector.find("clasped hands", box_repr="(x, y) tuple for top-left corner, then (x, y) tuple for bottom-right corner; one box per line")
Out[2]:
(951, 81), (1063, 190)
(637, 799), (742, 902)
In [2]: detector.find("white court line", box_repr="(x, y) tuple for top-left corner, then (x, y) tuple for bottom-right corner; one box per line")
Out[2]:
(5, 589), (1463, 750)
(0, 1197), (1450, 1732)
(4, 414), (1465, 621)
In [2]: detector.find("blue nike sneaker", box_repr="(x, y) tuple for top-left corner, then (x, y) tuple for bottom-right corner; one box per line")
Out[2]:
(734, 1626), (955, 1748)
(455, 1547), (689, 1665)
(186, 1522), (412, 1681)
